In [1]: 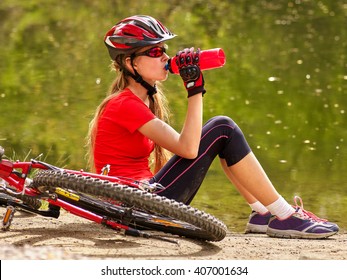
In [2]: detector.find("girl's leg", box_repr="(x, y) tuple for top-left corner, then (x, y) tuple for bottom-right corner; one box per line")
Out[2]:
(151, 116), (251, 204)
(152, 115), (281, 207)
(220, 158), (270, 215)
(152, 115), (292, 217)
(220, 154), (280, 206)
(220, 158), (258, 204)
(221, 154), (294, 219)
(151, 116), (339, 238)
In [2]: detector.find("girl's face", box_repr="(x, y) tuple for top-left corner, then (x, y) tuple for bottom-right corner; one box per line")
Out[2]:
(131, 43), (170, 84)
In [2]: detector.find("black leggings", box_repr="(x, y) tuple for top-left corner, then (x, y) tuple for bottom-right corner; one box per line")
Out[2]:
(150, 116), (251, 204)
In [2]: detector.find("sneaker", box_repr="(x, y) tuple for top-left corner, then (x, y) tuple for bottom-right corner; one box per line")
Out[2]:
(245, 211), (272, 234)
(267, 196), (339, 239)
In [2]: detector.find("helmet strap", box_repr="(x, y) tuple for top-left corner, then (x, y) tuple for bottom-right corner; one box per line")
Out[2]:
(127, 57), (157, 103)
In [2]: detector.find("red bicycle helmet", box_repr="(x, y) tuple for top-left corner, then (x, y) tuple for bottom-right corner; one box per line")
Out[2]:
(104, 15), (176, 60)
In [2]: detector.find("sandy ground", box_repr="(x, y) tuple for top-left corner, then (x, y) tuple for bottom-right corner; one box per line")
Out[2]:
(0, 209), (346, 260)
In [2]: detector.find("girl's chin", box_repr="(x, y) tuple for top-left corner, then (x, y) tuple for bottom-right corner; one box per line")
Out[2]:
(149, 73), (168, 84)
(162, 72), (169, 81)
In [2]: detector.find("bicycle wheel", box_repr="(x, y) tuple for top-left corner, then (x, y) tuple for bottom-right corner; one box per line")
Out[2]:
(32, 170), (228, 241)
(57, 191), (223, 240)
(0, 191), (42, 210)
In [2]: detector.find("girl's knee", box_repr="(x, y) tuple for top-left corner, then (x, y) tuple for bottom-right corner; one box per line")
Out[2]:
(206, 115), (237, 128)
(205, 117), (250, 166)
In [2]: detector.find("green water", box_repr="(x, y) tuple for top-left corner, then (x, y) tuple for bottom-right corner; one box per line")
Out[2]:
(0, 0), (346, 232)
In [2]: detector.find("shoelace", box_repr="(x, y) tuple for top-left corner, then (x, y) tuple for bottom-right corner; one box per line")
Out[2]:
(293, 196), (327, 222)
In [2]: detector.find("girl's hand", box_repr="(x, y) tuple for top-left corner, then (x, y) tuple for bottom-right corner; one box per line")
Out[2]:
(176, 48), (206, 98)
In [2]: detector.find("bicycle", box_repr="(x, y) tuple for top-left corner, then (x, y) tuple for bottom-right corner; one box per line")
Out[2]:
(0, 146), (227, 242)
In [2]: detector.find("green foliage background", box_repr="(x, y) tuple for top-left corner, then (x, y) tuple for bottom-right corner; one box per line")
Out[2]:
(1, 0), (346, 229)
(1, 0), (345, 169)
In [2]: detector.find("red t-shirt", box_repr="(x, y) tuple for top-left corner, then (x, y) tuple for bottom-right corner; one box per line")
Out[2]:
(93, 89), (156, 179)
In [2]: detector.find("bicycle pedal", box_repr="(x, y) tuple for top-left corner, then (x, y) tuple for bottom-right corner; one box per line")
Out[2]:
(2, 205), (16, 231)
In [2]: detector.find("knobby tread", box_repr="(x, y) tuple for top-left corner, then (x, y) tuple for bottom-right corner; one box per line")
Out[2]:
(32, 170), (227, 241)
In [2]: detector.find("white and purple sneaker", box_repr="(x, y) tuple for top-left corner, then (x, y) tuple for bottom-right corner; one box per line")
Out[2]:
(245, 211), (272, 234)
(266, 196), (339, 239)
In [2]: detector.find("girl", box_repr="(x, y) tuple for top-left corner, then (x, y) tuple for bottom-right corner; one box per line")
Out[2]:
(87, 15), (338, 239)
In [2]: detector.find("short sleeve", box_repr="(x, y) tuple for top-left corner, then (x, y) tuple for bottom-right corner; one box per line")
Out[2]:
(103, 91), (156, 133)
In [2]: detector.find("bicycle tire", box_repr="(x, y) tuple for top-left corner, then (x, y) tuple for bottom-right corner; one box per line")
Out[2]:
(32, 170), (228, 241)
(57, 191), (222, 240)
(0, 192), (42, 209)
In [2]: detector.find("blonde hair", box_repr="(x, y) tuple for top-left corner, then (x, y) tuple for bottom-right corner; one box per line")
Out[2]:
(86, 55), (172, 174)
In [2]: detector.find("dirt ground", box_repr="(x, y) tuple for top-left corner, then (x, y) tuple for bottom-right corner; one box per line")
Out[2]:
(0, 209), (346, 260)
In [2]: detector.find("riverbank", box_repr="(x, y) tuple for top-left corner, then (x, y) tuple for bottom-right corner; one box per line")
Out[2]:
(0, 209), (346, 260)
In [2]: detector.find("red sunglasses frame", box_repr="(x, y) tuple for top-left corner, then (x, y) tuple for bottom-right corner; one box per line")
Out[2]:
(133, 46), (167, 58)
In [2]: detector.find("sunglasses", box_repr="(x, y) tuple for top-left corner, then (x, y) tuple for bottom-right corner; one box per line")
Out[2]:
(133, 46), (167, 58)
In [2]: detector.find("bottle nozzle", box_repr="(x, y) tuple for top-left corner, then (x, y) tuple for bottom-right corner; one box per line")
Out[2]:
(165, 59), (172, 72)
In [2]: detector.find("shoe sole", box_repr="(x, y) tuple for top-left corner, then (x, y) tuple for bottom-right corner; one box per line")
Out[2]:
(245, 223), (267, 234)
(266, 228), (338, 239)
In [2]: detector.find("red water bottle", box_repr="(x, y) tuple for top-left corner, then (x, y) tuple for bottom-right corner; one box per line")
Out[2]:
(166, 48), (226, 74)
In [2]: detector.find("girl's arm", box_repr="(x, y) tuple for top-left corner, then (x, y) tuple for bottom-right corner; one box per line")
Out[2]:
(139, 93), (203, 159)
(139, 48), (205, 159)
